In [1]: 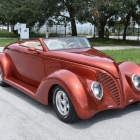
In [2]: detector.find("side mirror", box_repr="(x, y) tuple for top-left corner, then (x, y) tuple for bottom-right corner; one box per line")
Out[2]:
(28, 47), (36, 51)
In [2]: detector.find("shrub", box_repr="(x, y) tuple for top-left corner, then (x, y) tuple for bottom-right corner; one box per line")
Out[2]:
(30, 33), (45, 37)
(49, 33), (61, 37)
(0, 30), (18, 37)
(0, 30), (61, 38)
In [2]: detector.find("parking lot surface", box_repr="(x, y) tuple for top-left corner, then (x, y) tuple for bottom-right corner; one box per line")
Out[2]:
(1, 86), (140, 140)
(0, 47), (140, 140)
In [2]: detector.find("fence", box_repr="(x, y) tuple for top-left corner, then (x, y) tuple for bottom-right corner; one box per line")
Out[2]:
(48, 26), (94, 36)
(38, 24), (94, 36)
(38, 23), (140, 40)
(93, 27), (140, 40)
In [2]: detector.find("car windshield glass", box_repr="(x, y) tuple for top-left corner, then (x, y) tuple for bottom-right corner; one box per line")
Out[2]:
(43, 37), (91, 51)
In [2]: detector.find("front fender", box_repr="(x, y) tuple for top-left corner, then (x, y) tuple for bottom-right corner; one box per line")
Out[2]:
(118, 62), (140, 105)
(35, 69), (95, 119)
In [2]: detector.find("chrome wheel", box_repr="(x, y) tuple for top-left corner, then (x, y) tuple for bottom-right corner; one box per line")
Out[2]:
(53, 85), (79, 123)
(55, 90), (70, 116)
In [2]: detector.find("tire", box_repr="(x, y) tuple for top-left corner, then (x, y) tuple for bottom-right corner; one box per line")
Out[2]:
(53, 85), (79, 123)
(0, 69), (8, 87)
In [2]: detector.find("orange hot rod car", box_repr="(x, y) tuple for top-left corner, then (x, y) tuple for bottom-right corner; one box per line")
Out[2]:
(0, 36), (140, 123)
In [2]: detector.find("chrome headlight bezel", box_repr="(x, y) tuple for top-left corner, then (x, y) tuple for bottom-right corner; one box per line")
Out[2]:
(132, 74), (140, 91)
(91, 82), (103, 100)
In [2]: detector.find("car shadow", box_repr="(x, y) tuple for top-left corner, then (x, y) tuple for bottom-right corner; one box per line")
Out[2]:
(2, 86), (140, 129)
(71, 104), (140, 128)
(2, 86), (55, 116)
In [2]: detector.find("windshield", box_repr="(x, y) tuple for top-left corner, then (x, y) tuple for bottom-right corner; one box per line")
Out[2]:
(43, 37), (91, 51)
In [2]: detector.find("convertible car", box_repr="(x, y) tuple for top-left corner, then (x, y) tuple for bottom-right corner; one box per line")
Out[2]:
(0, 36), (140, 123)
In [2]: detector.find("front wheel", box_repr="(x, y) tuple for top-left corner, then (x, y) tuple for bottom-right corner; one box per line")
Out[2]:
(53, 85), (79, 123)
(0, 69), (8, 87)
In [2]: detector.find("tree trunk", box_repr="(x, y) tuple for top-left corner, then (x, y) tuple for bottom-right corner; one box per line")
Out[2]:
(123, 24), (128, 41)
(67, 5), (77, 36)
(70, 17), (77, 36)
(123, 13), (131, 40)
(99, 22), (106, 38)
(7, 23), (9, 31)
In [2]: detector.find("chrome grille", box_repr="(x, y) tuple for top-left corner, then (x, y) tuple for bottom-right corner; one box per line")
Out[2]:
(96, 72), (121, 106)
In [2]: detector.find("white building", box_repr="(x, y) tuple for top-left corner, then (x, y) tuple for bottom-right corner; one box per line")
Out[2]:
(0, 25), (9, 31)
(33, 22), (95, 35)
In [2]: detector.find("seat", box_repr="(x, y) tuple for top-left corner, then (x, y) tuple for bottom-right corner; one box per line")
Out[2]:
(46, 40), (66, 50)
(23, 42), (43, 50)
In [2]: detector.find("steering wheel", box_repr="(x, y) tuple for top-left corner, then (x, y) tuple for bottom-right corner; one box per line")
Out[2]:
(65, 42), (78, 48)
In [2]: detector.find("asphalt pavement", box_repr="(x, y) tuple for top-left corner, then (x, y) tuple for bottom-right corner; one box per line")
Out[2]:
(109, 36), (140, 41)
(94, 46), (140, 50)
(0, 46), (140, 140)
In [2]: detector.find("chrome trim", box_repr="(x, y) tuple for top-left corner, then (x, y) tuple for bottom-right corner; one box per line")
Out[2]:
(108, 105), (113, 108)
(129, 99), (133, 103)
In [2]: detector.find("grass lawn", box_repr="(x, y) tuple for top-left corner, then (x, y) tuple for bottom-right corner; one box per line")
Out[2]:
(89, 38), (140, 46)
(0, 29), (140, 46)
(0, 38), (18, 46)
(101, 49), (140, 65)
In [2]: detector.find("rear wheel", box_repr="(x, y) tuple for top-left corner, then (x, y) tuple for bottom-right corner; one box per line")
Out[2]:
(0, 70), (8, 87)
(53, 85), (79, 123)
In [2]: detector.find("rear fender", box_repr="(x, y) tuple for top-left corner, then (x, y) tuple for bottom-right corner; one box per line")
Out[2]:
(35, 69), (93, 119)
(0, 53), (12, 79)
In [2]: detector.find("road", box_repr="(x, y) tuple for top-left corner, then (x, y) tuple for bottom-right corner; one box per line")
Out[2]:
(109, 36), (140, 41)
(87, 35), (140, 41)
(94, 46), (140, 50)
(0, 47), (140, 140)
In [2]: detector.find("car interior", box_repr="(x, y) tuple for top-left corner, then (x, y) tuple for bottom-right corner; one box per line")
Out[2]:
(20, 41), (43, 50)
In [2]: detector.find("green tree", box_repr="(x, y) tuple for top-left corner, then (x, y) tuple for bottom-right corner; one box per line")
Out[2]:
(92, 0), (122, 38)
(119, 0), (140, 40)
(0, 0), (92, 35)
(0, 0), (54, 28)
(50, 0), (92, 36)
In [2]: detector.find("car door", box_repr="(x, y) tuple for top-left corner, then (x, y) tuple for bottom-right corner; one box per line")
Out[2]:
(14, 43), (45, 87)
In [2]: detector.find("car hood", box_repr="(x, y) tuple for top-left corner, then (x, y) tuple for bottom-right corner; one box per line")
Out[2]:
(46, 48), (119, 78)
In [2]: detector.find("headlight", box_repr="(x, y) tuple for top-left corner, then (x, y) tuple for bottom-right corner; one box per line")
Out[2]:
(132, 74), (140, 90)
(91, 82), (103, 100)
